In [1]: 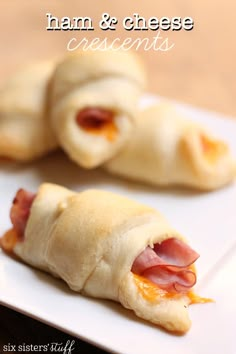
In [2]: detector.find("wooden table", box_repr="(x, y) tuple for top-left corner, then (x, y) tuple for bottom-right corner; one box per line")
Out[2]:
(1, 0), (235, 117)
(0, 1), (235, 353)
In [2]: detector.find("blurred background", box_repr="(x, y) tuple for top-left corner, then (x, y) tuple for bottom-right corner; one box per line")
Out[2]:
(0, 1), (235, 352)
(0, 0), (235, 116)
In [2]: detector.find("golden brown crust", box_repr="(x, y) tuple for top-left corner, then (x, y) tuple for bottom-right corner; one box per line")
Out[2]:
(105, 103), (236, 190)
(12, 183), (191, 332)
(50, 50), (147, 168)
(0, 61), (58, 161)
(52, 50), (146, 102)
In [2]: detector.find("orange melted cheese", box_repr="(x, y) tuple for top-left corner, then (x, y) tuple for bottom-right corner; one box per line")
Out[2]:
(201, 135), (228, 163)
(84, 120), (118, 142)
(187, 291), (213, 304)
(0, 228), (19, 252)
(133, 274), (180, 302)
(133, 274), (213, 304)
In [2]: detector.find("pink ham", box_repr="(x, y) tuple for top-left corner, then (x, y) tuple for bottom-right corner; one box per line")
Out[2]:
(10, 189), (36, 239)
(132, 238), (199, 293)
(76, 107), (114, 129)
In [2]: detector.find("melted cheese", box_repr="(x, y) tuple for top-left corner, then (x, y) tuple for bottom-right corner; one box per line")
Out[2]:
(133, 274), (179, 302)
(133, 274), (213, 304)
(201, 135), (228, 163)
(187, 291), (213, 304)
(84, 120), (118, 141)
(0, 228), (19, 252)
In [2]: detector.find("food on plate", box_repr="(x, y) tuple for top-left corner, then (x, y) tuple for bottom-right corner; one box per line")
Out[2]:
(1, 183), (211, 333)
(0, 61), (58, 161)
(50, 50), (146, 168)
(104, 103), (236, 190)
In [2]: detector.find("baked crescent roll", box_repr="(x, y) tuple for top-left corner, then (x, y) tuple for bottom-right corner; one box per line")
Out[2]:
(50, 50), (146, 168)
(104, 103), (236, 190)
(1, 184), (211, 333)
(0, 61), (58, 161)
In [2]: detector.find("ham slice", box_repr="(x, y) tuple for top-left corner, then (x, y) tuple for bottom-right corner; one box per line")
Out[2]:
(76, 107), (118, 141)
(10, 189), (36, 239)
(132, 238), (199, 293)
(76, 107), (115, 130)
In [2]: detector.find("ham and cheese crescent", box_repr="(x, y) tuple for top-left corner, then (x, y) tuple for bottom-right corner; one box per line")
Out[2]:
(104, 103), (236, 190)
(0, 61), (58, 161)
(0, 184), (211, 333)
(50, 50), (146, 168)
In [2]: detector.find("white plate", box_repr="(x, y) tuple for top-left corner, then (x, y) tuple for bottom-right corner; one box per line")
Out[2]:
(1, 96), (236, 354)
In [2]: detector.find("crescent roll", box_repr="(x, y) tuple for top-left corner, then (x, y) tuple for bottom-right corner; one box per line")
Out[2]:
(50, 50), (146, 168)
(104, 103), (236, 190)
(1, 184), (210, 333)
(0, 61), (58, 161)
